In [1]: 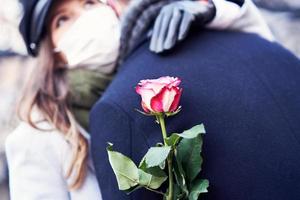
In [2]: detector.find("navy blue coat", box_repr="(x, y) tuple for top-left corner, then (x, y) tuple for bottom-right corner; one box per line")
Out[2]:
(90, 30), (300, 200)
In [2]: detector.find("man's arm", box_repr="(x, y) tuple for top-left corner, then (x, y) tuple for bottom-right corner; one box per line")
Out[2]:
(90, 101), (132, 200)
(149, 0), (274, 53)
(207, 0), (275, 41)
(90, 100), (162, 200)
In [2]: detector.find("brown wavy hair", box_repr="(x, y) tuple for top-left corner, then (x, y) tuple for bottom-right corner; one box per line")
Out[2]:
(18, 35), (88, 190)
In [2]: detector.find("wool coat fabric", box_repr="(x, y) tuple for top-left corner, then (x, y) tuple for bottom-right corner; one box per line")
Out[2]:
(90, 30), (300, 200)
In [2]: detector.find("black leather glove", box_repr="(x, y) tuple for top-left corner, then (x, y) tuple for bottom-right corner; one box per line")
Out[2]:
(149, 0), (216, 53)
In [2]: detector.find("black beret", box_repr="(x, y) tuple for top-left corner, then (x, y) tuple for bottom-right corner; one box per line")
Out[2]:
(19, 0), (54, 56)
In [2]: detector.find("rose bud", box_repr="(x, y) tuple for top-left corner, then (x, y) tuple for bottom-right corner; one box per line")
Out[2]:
(136, 76), (182, 114)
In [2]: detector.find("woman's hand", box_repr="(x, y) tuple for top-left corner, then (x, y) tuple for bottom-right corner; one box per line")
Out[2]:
(149, 0), (216, 53)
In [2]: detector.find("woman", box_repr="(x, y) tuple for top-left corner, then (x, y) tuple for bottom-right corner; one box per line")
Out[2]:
(6, 0), (117, 199)
(5, 0), (273, 199)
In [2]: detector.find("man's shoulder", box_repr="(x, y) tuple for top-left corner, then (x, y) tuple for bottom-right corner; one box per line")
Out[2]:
(121, 30), (279, 71)
(100, 30), (299, 119)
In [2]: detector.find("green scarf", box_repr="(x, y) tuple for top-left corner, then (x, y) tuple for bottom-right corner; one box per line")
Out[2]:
(67, 68), (114, 130)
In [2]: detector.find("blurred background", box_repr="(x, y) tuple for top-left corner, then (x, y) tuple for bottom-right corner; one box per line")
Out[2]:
(0, 0), (299, 199)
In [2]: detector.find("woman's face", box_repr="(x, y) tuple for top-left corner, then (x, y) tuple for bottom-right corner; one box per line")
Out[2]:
(48, 0), (103, 49)
(47, 0), (128, 64)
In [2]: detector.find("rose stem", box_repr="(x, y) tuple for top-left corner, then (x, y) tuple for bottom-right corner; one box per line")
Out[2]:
(158, 114), (174, 200)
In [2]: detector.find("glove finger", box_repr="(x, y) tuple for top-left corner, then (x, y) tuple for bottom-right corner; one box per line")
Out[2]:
(178, 12), (195, 41)
(156, 7), (174, 53)
(164, 8), (182, 50)
(150, 11), (164, 52)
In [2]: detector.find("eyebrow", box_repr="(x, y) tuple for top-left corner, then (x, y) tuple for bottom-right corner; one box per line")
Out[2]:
(49, 0), (76, 19)
(51, 6), (67, 19)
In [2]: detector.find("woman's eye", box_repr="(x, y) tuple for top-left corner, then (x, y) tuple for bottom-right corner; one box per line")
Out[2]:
(56, 16), (69, 28)
(84, 0), (97, 9)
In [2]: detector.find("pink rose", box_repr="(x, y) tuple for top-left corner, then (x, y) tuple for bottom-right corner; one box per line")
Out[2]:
(136, 76), (183, 114)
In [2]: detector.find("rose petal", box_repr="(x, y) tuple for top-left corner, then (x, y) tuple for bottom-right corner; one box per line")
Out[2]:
(139, 77), (180, 87)
(150, 86), (178, 112)
(169, 87), (182, 112)
(150, 87), (168, 112)
(136, 86), (156, 111)
(140, 82), (166, 94)
(136, 76), (182, 113)
(158, 76), (181, 87)
(168, 78), (181, 88)
(139, 77), (181, 94)
(141, 101), (151, 113)
(162, 87), (178, 112)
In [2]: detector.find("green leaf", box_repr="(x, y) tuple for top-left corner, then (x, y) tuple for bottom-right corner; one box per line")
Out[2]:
(188, 179), (209, 200)
(139, 151), (165, 170)
(159, 160), (166, 170)
(144, 146), (171, 168)
(139, 157), (168, 190)
(138, 169), (167, 189)
(173, 183), (182, 200)
(135, 108), (154, 116)
(165, 183), (183, 200)
(107, 144), (139, 190)
(177, 136), (203, 183)
(145, 166), (167, 177)
(177, 124), (206, 139)
(139, 156), (147, 169)
(165, 124), (206, 147)
(165, 134), (181, 146)
(173, 150), (189, 198)
(165, 106), (182, 117)
(124, 185), (142, 195)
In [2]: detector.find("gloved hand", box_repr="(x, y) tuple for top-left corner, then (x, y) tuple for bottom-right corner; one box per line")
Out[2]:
(149, 0), (216, 53)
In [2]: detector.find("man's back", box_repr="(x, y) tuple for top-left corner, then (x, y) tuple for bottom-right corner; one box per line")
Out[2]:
(90, 30), (300, 200)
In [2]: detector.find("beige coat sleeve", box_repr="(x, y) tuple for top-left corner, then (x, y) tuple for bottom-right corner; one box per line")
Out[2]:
(5, 122), (71, 200)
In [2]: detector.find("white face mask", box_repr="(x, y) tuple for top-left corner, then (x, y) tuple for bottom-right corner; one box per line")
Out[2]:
(54, 5), (121, 73)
